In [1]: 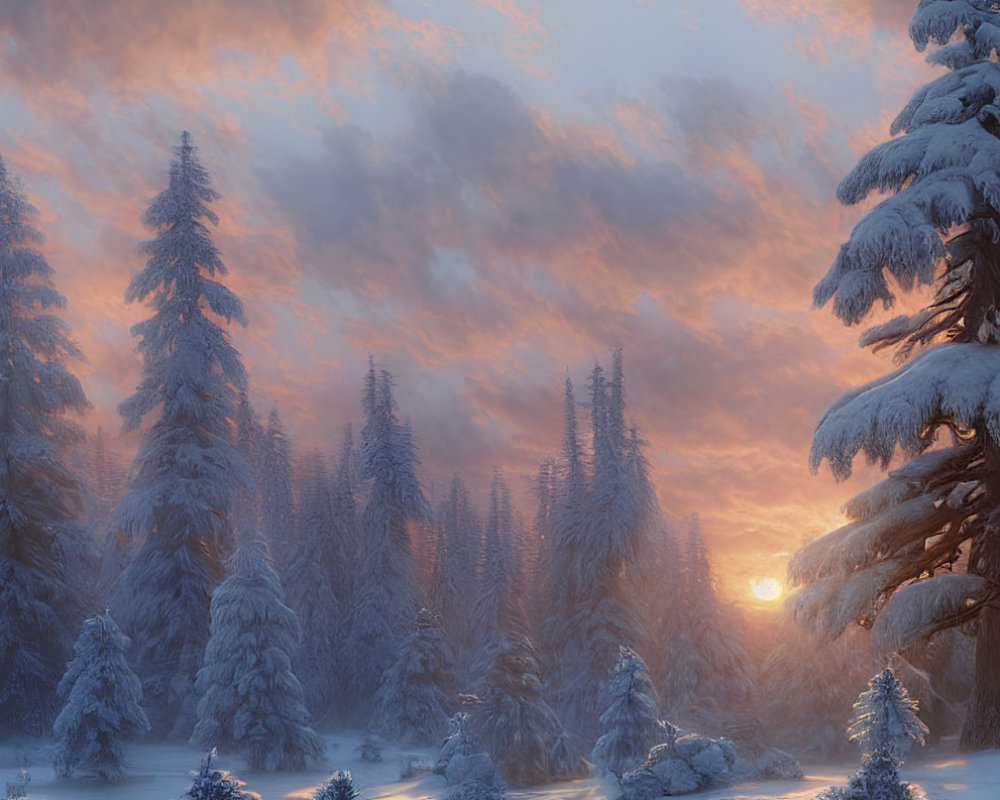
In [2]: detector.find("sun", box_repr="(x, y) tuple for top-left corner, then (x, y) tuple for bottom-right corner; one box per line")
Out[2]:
(750, 578), (782, 602)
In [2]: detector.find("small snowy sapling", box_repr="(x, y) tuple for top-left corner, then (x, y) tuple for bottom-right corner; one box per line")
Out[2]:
(183, 752), (260, 800)
(815, 668), (928, 800)
(312, 769), (359, 800)
(53, 611), (150, 780)
(592, 646), (668, 777)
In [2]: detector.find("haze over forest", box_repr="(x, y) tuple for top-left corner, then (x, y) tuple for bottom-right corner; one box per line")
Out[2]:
(0, 0), (939, 602)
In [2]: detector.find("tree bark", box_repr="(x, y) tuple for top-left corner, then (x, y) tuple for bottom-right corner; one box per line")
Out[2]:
(960, 438), (1000, 750)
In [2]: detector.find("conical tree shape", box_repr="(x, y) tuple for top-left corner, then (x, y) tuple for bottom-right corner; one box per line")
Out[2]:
(0, 153), (90, 735)
(53, 611), (150, 780)
(111, 132), (251, 737)
(191, 535), (324, 771)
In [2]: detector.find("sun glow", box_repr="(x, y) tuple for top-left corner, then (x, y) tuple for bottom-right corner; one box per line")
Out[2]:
(751, 578), (782, 602)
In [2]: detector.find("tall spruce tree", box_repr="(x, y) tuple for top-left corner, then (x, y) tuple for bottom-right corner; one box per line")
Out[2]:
(344, 359), (428, 712)
(110, 132), (250, 738)
(791, 0), (1000, 749)
(549, 353), (651, 742)
(0, 154), (90, 735)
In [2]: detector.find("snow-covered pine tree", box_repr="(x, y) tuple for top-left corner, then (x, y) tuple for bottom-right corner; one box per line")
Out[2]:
(592, 646), (667, 777)
(551, 353), (651, 742)
(232, 392), (263, 557)
(259, 409), (295, 570)
(816, 669), (927, 800)
(191, 535), (324, 771)
(0, 154), (90, 735)
(344, 360), (429, 713)
(658, 516), (758, 734)
(792, 0), (1000, 749)
(312, 770), (359, 800)
(52, 611), (149, 780)
(473, 635), (584, 787)
(109, 132), (251, 738)
(283, 450), (345, 723)
(183, 752), (260, 800)
(370, 608), (456, 745)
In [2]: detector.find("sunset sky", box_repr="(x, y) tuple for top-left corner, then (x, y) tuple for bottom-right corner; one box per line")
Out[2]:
(0, 0), (942, 602)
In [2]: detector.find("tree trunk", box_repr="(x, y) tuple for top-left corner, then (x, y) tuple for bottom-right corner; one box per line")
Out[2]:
(960, 439), (1000, 750)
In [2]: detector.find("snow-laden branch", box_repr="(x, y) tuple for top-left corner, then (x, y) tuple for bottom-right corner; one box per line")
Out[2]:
(871, 573), (986, 655)
(811, 343), (1000, 479)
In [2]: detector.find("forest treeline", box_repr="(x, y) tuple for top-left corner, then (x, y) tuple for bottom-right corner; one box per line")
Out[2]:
(0, 131), (974, 783)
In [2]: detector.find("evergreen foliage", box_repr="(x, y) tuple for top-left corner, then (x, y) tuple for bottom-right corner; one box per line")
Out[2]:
(541, 353), (655, 744)
(183, 752), (260, 800)
(472, 636), (583, 787)
(592, 646), (667, 777)
(312, 770), (359, 800)
(345, 359), (428, 712)
(795, 0), (1000, 749)
(53, 611), (149, 780)
(814, 669), (927, 800)
(371, 608), (456, 745)
(0, 153), (90, 736)
(191, 536), (324, 771)
(110, 132), (250, 737)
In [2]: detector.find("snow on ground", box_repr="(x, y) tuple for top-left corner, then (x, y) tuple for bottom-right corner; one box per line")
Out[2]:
(1, 733), (998, 800)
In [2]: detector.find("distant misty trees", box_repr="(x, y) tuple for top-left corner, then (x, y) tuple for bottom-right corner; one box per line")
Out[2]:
(0, 154), (90, 736)
(110, 132), (251, 738)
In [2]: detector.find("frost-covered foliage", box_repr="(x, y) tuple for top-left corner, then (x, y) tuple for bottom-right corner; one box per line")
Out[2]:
(183, 752), (260, 800)
(592, 647), (668, 777)
(53, 611), (149, 780)
(472, 635), (585, 787)
(435, 711), (481, 775)
(191, 537), (324, 771)
(849, 668), (928, 762)
(4, 769), (29, 800)
(0, 154), (90, 736)
(658, 516), (758, 736)
(617, 733), (752, 799)
(110, 132), (250, 738)
(800, 0), (1000, 750)
(283, 445), (352, 722)
(543, 352), (656, 744)
(370, 608), (456, 745)
(813, 669), (927, 800)
(312, 770), (358, 800)
(344, 360), (428, 713)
